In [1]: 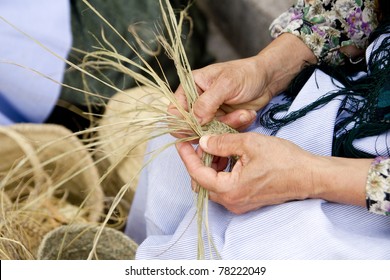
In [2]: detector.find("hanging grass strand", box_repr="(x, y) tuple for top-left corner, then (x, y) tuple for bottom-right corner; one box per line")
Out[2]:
(0, 0), (238, 259)
(79, 0), (238, 259)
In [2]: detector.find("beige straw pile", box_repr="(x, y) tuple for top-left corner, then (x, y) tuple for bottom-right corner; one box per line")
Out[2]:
(77, 0), (238, 259)
(0, 124), (104, 259)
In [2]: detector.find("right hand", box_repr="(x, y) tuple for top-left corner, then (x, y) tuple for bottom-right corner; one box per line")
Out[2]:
(188, 56), (274, 125)
(168, 33), (317, 134)
(168, 55), (271, 134)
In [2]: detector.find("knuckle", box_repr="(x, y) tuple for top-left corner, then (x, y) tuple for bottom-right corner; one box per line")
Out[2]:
(221, 194), (242, 213)
(215, 134), (228, 151)
(226, 205), (244, 215)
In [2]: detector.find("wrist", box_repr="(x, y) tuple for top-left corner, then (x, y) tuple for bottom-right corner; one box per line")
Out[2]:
(310, 156), (371, 207)
(255, 33), (317, 97)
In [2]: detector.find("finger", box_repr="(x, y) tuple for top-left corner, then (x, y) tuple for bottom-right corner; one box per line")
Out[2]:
(193, 91), (224, 125)
(340, 45), (364, 60)
(191, 69), (235, 125)
(176, 140), (235, 193)
(176, 141), (206, 176)
(168, 86), (194, 139)
(199, 134), (246, 158)
(168, 114), (196, 139)
(216, 109), (257, 131)
(170, 130), (197, 141)
(167, 85), (189, 116)
(191, 179), (199, 193)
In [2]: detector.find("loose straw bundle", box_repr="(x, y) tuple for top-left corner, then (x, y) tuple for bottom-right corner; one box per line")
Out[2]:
(78, 0), (237, 259)
(0, 0), (237, 259)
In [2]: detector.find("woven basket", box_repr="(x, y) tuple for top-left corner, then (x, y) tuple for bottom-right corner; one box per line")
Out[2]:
(97, 86), (168, 214)
(38, 224), (137, 260)
(0, 124), (104, 259)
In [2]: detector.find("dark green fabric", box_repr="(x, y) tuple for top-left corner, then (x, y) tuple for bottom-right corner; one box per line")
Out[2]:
(260, 24), (390, 158)
(376, 80), (390, 121)
(61, 0), (212, 112)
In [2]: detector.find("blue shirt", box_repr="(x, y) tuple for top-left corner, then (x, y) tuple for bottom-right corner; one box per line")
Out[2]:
(0, 0), (72, 124)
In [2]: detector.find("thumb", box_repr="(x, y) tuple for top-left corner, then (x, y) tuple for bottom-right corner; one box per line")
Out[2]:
(199, 134), (245, 158)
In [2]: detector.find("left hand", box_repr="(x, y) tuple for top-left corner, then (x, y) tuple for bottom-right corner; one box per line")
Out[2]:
(176, 132), (317, 214)
(177, 132), (370, 214)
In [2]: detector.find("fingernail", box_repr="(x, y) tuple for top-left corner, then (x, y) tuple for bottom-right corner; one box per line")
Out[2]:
(195, 114), (203, 125)
(250, 110), (257, 118)
(239, 112), (250, 123)
(199, 135), (210, 150)
(175, 141), (184, 149)
(240, 110), (257, 123)
(239, 113), (249, 124)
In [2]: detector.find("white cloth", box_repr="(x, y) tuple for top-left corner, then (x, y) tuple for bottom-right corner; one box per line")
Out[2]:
(125, 39), (390, 259)
(0, 0), (72, 124)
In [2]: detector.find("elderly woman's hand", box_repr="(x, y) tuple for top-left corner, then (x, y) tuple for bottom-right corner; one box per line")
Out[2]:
(168, 56), (264, 134)
(176, 133), (370, 214)
(168, 33), (317, 136)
